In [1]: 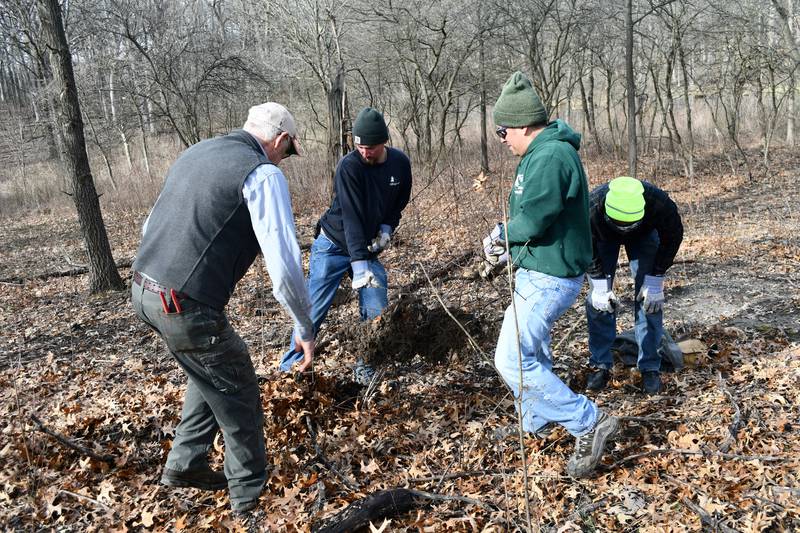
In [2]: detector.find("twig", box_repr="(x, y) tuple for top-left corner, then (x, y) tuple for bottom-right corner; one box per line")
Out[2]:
(716, 371), (742, 453)
(403, 251), (475, 293)
(681, 497), (738, 533)
(30, 414), (116, 465)
(617, 415), (684, 423)
(411, 469), (563, 484)
(304, 415), (360, 491)
(13, 355), (34, 487)
(359, 367), (385, 408)
(311, 479), (327, 516)
(58, 489), (113, 513)
(433, 391), (512, 493)
(0, 258), (133, 284)
(500, 203), (535, 533)
(570, 497), (608, 521)
(744, 492), (785, 511)
(416, 261), (489, 362)
(407, 488), (495, 511)
(608, 447), (791, 471)
(770, 485), (800, 496)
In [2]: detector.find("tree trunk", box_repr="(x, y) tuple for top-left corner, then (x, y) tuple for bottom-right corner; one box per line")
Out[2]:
(37, 0), (124, 292)
(326, 66), (350, 193)
(676, 30), (695, 180)
(625, 0), (637, 177)
(479, 39), (489, 173)
(789, 75), (796, 146)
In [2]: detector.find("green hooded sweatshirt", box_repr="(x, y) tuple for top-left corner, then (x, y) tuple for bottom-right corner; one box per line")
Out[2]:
(505, 119), (591, 278)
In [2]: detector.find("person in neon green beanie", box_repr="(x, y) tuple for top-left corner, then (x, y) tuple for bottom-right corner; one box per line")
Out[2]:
(585, 176), (684, 395)
(484, 71), (619, 479)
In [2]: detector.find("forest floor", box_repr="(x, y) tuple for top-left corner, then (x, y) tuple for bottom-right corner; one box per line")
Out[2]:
(1, 149), (799, 532)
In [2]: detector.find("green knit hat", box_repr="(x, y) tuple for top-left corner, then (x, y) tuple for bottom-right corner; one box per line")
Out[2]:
(605, 177), (646, 222)
(493, 71), (549, 127)
(352, 107), (389, 146)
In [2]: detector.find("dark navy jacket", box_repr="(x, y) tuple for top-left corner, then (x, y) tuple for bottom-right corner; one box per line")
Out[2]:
(319, 147), (412, 261)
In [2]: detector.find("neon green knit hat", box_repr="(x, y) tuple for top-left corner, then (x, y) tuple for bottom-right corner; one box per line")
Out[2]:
(605, 177), (645, 222)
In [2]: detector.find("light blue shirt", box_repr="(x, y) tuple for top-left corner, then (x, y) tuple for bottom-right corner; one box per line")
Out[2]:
(242, 162), (313, 340)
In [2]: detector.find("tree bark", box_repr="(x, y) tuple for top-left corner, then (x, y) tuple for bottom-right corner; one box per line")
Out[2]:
(326, 66), (350, 194)
(479, 34), (489, 173)
(625, 0), (638, 177)
(37, 0), (124, 292)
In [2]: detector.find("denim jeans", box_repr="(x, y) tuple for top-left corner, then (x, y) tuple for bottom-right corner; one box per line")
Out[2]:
(280, 233), (388, 371)
(131, 279), (265, 511)
(494, 269), (598, 437)
(586, 230), (663, 372)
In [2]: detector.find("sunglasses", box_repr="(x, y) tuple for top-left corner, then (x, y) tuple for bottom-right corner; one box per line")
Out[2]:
(495, 126), (507, 139)
(284, 132), (298, 156)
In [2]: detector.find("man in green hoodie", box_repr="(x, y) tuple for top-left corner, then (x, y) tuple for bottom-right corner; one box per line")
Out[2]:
(485, 71), (619, 478)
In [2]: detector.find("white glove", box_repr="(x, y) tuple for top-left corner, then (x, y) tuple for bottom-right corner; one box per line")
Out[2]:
(351, 260), (381, 290)
(637, 275), (665, 314)
(588, 276), (618, 313)
(367, 225), (392, 253)
(483, 223), (507, 262)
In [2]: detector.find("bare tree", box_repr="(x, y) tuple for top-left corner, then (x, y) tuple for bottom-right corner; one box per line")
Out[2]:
(36, 0), (124, 291)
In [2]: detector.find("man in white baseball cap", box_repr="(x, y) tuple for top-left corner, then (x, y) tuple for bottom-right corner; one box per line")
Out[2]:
(132, 101), (313, 517)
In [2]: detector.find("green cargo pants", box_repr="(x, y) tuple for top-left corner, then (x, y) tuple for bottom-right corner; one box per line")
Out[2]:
(131, 278), (265, 511)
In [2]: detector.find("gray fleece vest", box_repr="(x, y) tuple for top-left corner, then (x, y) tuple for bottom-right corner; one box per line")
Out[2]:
(133, 130), (268, 310)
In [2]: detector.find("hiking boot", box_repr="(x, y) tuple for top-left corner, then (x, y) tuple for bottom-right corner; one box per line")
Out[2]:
(493, 422), (555, 441)
(586, 369), (610, 391)
(565, 411), (620, 479)
(353, 359), (377, 386)
(161, 467), (227, 491)
(642, 371), (662, 395)
(233, 506), (264, 532)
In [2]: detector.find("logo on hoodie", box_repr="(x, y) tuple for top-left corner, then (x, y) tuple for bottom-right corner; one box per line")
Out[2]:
(389, 176), (399, 186)
(513, 173), (525, 195)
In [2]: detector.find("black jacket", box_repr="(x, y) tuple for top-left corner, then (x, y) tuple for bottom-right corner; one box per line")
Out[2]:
(319, 148), (412, 261)
(588, 181), (683, 278)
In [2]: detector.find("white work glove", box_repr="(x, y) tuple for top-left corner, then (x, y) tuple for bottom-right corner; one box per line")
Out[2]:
(367, 224), (392, 253)
(588, 276), (618, 313)
(483, 223), (508, 264)
(637, 274), (665, 314)
(351, 260), (381, 290)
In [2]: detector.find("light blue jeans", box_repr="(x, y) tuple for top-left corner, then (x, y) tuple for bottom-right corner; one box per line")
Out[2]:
(586, 230), (663, 372)
(494, 269), (598, 437)
(280, 233), (388, 371)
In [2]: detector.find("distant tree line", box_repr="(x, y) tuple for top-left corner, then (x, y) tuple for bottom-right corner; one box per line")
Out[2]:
(0, 0), (798, 181)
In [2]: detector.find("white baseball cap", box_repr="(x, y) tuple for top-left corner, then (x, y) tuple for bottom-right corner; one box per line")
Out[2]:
(245, 102), (302, 156)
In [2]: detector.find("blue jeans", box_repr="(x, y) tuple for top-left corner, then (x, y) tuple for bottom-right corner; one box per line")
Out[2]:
(280, 233), (388, 371)
(586, 230), (663, 372)
(494, 269), (598, 437)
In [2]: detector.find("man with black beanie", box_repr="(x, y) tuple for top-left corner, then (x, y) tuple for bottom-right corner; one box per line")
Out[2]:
(280, 107), (412, 384)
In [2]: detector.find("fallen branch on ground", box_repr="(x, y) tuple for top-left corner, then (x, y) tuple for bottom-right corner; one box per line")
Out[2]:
(681, 497), (738, 533)
(716, 371), (743, 453)
(0, 258), (134, 284)
(305, 415), (359, 492)
(312, 488), (495, 533)
(30, 414), (116, 465)
(608, 447), (791, 471)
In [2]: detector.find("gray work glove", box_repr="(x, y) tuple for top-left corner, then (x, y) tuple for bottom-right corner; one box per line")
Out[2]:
(637, 274), (665, 314)
(367, 224), (392, 253)
(351, 260), (381, 290)
(589, 276), (618, 313)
